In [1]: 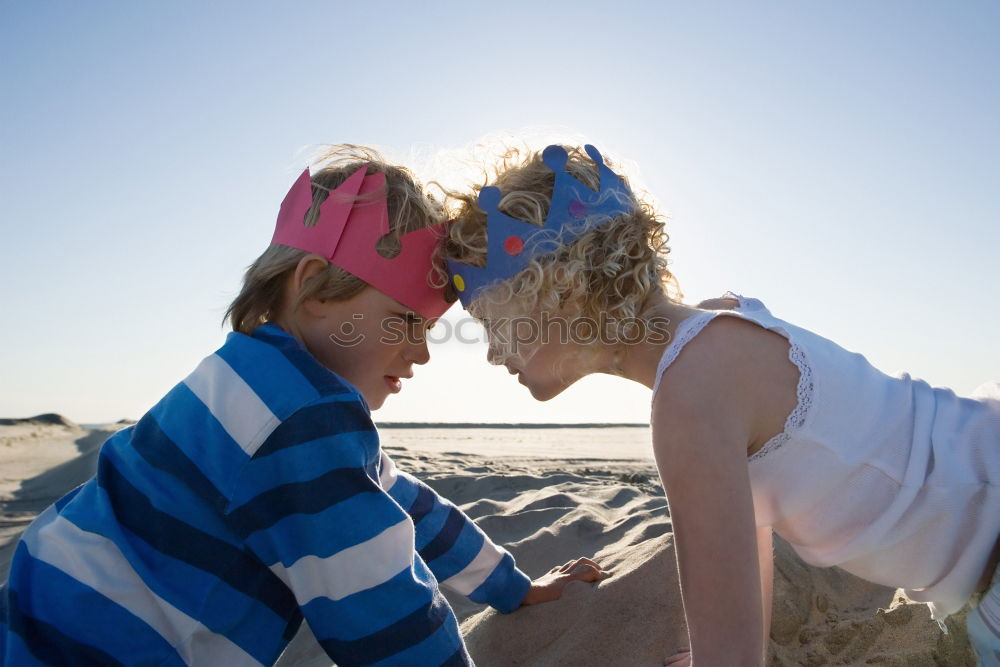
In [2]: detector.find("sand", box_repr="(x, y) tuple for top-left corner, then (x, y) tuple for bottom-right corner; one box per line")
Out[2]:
(0, 416), (119, 580)
(0, 418), (978, 665)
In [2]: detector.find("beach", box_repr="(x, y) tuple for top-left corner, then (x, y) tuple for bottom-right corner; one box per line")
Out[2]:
(0, 417), (977, 665)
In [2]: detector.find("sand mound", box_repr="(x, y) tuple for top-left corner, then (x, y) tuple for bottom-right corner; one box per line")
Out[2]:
(273, 448), (978, 665)
(430, 453), (976, 666)
(0, 429), (979, 665)
(462, 534), (684, 665)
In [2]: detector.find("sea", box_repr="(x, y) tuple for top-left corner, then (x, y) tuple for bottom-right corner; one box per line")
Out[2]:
(376, 423), (654, 461)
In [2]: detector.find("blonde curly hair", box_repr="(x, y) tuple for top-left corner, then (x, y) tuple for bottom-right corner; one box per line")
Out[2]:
(445, 144), (681, 364)
(226, 145), (446, 334)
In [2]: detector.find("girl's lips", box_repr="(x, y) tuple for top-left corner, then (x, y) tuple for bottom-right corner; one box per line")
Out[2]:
(384, 375), (402, 393)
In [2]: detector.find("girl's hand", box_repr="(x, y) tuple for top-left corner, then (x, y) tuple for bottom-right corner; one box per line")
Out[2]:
(664, 648), (691, 666)
(520, 557), (608, 606)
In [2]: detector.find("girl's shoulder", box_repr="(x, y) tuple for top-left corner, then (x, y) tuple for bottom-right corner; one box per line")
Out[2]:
(694, 295), (741, 311)
(665, 294), (779, 367)
(670, 310), (790, 376)
(655, 302), (801, 454)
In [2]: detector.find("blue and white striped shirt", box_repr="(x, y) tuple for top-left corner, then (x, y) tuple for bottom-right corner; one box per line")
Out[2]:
(0, 323), (530, 665)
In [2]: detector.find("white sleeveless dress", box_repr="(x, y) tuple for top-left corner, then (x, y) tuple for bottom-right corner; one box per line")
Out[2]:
(652, 292), (1000, 620)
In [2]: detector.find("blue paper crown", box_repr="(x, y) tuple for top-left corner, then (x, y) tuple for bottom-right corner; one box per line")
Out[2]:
(447, 144), (635, 307)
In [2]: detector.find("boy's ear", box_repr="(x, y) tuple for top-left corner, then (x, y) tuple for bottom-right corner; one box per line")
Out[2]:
(291, 253), (332, 316)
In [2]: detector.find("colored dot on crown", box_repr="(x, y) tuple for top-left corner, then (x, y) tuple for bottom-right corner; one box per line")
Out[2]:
(453, 275), (465, 291)
(504, 236), (524, 255)
(569, 199), (588, 219)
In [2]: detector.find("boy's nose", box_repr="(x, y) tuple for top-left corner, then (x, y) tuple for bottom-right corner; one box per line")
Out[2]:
(407, 339), (431, 365)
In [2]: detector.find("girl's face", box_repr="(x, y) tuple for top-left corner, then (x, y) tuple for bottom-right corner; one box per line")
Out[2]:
(298, 286), (434, 410)
(481, 300), (614, 402)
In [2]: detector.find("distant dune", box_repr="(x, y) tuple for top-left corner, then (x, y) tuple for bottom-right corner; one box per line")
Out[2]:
(0, 413), (78, 428)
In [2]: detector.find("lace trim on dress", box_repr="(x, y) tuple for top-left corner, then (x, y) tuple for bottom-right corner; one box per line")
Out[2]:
(721, 292), (815, 463)
(748, 337), (815, 463)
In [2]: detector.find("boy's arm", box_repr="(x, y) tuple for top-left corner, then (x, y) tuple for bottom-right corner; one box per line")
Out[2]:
(226, 398), (471, 666)
(378, 452), (531, 613)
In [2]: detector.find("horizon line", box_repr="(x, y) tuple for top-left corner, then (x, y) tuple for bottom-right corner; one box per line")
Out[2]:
(375, 422), (649, 429)
(1, 414), (649, 430)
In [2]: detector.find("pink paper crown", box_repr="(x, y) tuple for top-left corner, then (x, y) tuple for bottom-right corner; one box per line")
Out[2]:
(271, 165), (450, 319)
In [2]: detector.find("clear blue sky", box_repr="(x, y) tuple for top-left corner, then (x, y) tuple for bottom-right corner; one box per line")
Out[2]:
(2, 1), (998, 423)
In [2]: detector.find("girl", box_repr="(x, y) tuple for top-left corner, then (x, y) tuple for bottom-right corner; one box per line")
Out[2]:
(0, 145), (602, 666)
(445, 143), (1000, 666)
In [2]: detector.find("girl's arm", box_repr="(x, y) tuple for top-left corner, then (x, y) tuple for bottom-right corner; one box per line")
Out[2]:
(757, 525), (774, 655)
(652, 321), (768, 666)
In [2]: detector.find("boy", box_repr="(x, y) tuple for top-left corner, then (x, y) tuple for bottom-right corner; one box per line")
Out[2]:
(0, 147), (602, 665)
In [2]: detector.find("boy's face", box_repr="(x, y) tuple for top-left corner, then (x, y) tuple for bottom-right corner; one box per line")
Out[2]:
(298, 287), (434, 410)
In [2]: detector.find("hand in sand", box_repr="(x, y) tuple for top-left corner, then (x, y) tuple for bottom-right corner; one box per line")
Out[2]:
(664, 648), (691, 666)
(520, 557), (608, 606)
